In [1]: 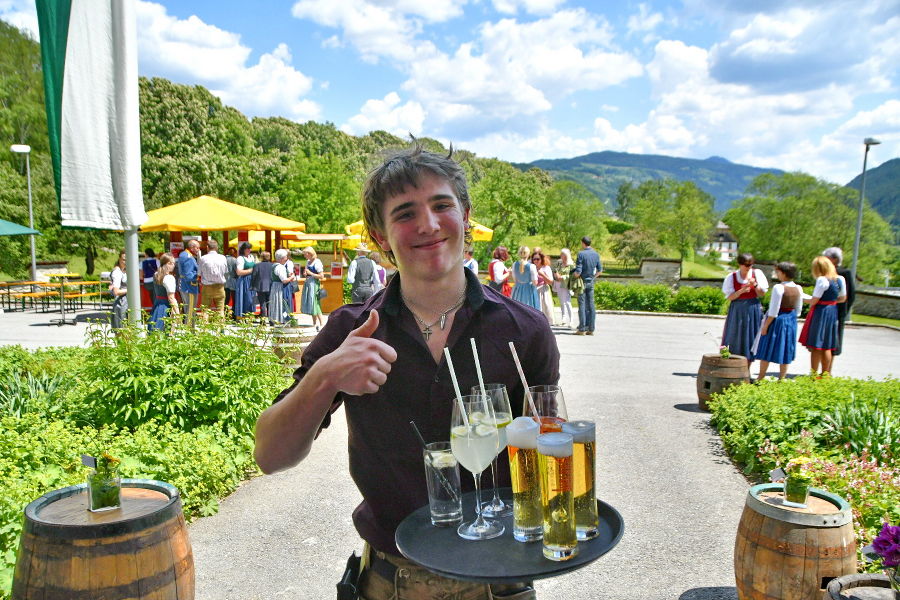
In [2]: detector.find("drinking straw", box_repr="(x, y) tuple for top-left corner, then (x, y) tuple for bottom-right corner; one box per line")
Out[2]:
(443, 347), (469, 429)
(508, 341), (541, 423)
(410, 421), (459, 502)
(470, 338), (487, 396)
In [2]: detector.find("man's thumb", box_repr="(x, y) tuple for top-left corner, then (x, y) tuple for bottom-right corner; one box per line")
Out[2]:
(349, 309), (379, 338)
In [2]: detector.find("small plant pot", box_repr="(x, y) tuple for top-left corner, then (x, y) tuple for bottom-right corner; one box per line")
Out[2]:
(87, 471), (121, 512)
(783, 477), (810, 507)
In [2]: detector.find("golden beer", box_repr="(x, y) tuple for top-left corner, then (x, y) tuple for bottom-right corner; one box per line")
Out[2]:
(506, 417), (542, 542)
(562, 420), (599, 540)
(537, 432), (577, 561)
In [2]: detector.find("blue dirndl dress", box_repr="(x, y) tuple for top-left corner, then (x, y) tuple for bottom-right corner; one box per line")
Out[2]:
(234, 257), (255, 318)
(300, 261), (322, 316)
(800, 279), (840, 351)
(511, 261), (540, 309)
(754, 310), (798, 364)
(148, 281), (169, 332)
(722, 272), (763, 361)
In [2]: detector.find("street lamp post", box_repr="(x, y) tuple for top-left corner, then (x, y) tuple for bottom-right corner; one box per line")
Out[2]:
(10, 144), (37, 281)
(850, 137), (881, 292)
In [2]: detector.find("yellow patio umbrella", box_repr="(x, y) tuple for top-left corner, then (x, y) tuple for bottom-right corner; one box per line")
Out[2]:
(141, 195), (306, 232)
(344, 218), (492, 241)
(229, 230), (314, 250)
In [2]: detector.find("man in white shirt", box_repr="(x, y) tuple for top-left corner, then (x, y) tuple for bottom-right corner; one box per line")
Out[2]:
(198, 238), (229, 318)
(463, 248), (478, 274)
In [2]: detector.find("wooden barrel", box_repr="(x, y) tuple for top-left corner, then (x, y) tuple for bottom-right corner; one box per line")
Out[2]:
(12, 479), (194, 600)
(697, 353), (750, 410)
(826, 573), (896, 599)
(272, 325), (316, 369)
(734, 483), (856, 600)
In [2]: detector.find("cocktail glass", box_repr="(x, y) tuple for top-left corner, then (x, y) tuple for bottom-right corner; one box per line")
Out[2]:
(471, 384), (513, 518)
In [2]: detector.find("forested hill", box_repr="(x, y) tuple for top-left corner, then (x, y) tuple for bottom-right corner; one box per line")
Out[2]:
(517, 151), (782, 212)
(845, 157), (900, 228)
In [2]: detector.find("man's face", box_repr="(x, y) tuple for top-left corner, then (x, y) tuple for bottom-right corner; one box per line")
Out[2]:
(370, 172), (468, 282)
(189, 244), (200, 257)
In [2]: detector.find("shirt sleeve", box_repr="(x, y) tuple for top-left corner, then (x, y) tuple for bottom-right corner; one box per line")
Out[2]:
(529, 263), (538, 284)
(111, 268), (123, 289)
(754, 268), (769, 293)
(766, 283), (783, 318)
(812, 276), (829, 298)
(274, 263), (289, 282)
(490, 261), (504, 281)
(837, 276), (846, 298)
(163, 274), (177, 294)
(722, 273), (735, 296)
(347, 260), (357, 284)
(574, 251), (584, 276)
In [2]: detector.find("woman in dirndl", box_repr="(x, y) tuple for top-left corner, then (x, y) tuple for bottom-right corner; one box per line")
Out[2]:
(300, 246), (325, 331)
(799, 255), (846, 376)
(233, 241), (255, 318)
(148, 253), (180, 332)
(752, 262), (802, 381)
(109, 251), (128, 330)
(721, 253), (768, 362)
(268, 249), (295, 325)
(511, 245), (540, 309)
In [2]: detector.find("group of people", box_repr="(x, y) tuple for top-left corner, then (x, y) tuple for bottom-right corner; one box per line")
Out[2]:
(109, 239), (355, 332)
(721, 248), (854, 380)
(486, 236), (602, 335)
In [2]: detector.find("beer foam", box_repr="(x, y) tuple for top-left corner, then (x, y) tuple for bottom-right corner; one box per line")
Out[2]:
(506, 417), (540, 449)
(561, 420), (595, 444)
(537, 432), (573, 457)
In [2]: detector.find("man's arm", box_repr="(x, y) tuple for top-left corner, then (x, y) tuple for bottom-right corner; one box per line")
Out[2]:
(254, 310), (397, 473)
(572, 251), (584, 279)
(347, 259), (357, 284)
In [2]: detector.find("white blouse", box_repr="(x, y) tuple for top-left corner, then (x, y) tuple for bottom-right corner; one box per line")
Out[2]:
(722, 268), (769, 296)
(163, 274), (177, 294)
(812, 276), (846, 299)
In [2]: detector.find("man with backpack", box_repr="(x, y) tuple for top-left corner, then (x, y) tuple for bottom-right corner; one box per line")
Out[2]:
(348, 243), (377, 303)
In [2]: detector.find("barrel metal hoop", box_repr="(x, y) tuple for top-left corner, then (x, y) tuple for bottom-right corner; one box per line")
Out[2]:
(747, 483), (852, 527)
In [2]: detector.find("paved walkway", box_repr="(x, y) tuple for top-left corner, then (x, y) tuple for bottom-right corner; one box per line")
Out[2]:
(3, 307), (897, 599)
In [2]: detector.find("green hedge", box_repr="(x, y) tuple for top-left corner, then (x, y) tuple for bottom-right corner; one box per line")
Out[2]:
(709, 376), (900, 569)
(0, 319), (290, 598)
(592, 281), (726, 314)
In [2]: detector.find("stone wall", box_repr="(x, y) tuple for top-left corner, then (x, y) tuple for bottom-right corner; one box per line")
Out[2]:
(639, 258), (681, 286)
(35, 261), (69, 282)
(853, 290), (900, 320)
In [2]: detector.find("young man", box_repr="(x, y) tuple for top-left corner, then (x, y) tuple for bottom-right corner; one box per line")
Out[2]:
(254, 146), (559, 599)
(573, 235), (602, 335)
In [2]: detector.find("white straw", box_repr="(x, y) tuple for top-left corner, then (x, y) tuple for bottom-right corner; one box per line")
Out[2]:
(509, 341), (541, 423)
(443, 347), (470, 429)
(470, 338), (486, 396)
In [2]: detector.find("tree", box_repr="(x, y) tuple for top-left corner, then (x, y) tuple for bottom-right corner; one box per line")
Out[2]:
(614, 182), (640, 221)
(542, 180), (608, 252)
(278, 152), (360, 234)
(630, 179), (716, 259)
(725, 172), (893, 283)
(609, 227), (663, 268)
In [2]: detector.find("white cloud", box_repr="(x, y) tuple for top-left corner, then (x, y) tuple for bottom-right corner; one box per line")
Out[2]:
(491, 0), (566, 15)
(340, 92), (426, 137)
(136, 1), (320, 122)
(0, 0), (37, 37)
(627, 3), (663, 36)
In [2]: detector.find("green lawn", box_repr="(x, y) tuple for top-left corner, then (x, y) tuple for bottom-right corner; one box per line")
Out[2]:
(851, 313), (900, 328)
(681, 259), (728, 279)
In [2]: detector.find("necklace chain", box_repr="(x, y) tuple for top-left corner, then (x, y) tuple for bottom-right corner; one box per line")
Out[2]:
(401, 288), (466, 341)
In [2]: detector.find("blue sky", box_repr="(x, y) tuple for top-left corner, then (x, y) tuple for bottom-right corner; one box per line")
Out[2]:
(3, 0), (899, 184)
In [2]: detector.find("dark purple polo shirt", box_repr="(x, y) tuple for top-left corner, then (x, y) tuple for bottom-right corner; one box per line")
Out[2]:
(273, 267), (560, 554)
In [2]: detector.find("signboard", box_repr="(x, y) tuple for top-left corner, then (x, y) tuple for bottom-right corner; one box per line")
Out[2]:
(331, 261), (343, 277)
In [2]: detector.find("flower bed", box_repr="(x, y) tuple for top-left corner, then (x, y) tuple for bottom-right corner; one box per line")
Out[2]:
(709, 375), (900, 570)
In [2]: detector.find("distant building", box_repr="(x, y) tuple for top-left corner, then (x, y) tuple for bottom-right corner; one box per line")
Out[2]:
(698, 221), (738, 264)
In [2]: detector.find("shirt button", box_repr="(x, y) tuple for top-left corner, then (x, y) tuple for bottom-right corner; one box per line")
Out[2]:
(433, 375), (440, 383)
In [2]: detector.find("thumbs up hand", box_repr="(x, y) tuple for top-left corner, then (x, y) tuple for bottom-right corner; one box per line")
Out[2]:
(323, 310), (397, 396)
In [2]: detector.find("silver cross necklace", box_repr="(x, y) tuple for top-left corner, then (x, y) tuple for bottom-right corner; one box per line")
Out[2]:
(401, 289), (466, 341)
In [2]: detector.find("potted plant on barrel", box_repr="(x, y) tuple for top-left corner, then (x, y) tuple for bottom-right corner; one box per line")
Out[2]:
(782, 457), (813, 507)
(84, 451), (122, 512)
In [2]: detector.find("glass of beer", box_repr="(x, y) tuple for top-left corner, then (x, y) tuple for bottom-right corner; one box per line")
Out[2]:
(525, 385), (568, 433)
(562, 420), (599, 540)
(537, 432), (578, 561)
(451, 394), (504, 540)
(471, 384), (513, 518)
(506, 417), (542, 542)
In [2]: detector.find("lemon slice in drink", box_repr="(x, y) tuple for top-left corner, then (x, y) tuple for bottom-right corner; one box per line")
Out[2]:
(430, 453), (457, 468)
(451, 425), (468, 438)
(474, 424), (496, 437)
(487, 412), (512, 428)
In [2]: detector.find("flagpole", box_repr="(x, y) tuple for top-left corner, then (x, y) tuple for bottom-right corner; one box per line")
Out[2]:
(125, 229), (141, 324)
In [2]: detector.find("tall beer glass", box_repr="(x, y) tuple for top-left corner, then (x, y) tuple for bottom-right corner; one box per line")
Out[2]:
(562, 420), (598, 540)
(525, 385), (567, 433)
(537, 432), (577, 560)
(506, 417), (542, 542)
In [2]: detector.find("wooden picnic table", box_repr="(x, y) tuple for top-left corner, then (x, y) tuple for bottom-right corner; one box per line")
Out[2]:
(46, 273), (81, 325)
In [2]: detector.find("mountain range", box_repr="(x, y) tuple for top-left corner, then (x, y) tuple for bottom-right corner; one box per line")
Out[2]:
(517, 151), (898, 227)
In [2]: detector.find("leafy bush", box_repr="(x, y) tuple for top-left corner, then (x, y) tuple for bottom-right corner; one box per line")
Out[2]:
(71, 318), (286, 434)
(603, 219), (635, 235)
(670, 286), (727, 315)
(0, 413), (256, 596)
(0, 373), (66, 418)
(0, 345), (85, 380)
(594, 281), (673, 312)
(823, 400), (899, 466)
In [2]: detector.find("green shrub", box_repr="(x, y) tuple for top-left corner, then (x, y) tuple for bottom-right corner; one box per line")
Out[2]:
(0, 413), (257, 597)
(0, 373), (67, 418)
(0, 345), (86, 380)
(71, 319), (286, 434)
(594, 281), (672, 312)
(670, 286), (727, 315)
(603, 220), (635, 235)
(823, 399), (899, 465)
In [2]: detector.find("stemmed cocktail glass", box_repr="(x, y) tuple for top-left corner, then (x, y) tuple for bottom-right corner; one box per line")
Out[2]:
(524, 385), (568, 433)
(471, 383), (513, 518)
(451, 394), (504, 540)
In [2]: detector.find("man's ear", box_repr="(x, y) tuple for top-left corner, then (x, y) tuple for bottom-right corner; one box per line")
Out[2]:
(369, 229), (390, 253)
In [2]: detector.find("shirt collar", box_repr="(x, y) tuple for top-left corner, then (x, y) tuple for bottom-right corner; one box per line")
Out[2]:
(380, 266), (490, 318)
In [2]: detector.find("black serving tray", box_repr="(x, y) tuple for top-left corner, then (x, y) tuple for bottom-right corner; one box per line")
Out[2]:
(395, 488), (624, 584)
